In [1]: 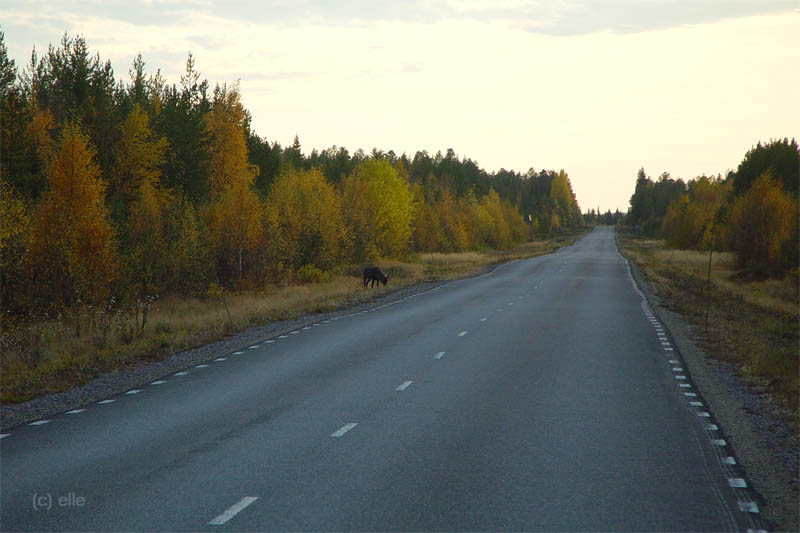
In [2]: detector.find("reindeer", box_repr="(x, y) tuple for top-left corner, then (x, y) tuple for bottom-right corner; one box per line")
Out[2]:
(363, 266), (389, 288)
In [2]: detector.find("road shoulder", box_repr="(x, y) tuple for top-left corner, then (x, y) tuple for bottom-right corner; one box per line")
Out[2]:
(622, 244), (799, 532)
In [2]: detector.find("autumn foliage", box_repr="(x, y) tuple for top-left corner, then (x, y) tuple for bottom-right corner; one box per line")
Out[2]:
(0, 33), (586, 333)
(631, 139), (799, 278)
(25, 122), (117, 311)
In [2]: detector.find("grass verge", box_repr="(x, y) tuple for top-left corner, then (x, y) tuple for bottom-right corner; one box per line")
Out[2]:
(1, 228), (590, 404)
(616, 227), (799, 430)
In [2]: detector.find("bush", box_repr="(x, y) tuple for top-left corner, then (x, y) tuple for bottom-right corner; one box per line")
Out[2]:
(296, 264), (327, 283)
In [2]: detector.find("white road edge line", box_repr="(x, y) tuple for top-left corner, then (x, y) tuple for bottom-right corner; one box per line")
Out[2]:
(208, 496), (259, 526)
(395, 381), (413, 391)
(331, 422), (358, 437)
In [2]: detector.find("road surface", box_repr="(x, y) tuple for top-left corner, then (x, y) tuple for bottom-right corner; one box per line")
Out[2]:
(0, 226), (765, 531)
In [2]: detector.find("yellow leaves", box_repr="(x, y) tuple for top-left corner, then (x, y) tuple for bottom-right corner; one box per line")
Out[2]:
(24, 105), (54, 168)
(206, 178), (263, 281)
(549, 169), (574, 221)
(662, 194), (707, 250)
(205, 84), (257, 195)
(0, 179), (30, 312)
(340, 160), (415, 261)
(27, 122), (116, 308)
(729, 171), (798, 275)
(264, 167), (344, 274)
(113, 104), (167, 212)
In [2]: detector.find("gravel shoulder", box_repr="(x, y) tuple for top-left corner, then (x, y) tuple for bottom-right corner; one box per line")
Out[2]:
(624, 251), (799, 532)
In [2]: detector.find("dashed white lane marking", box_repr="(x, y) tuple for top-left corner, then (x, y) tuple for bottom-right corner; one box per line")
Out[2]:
(669, 359), (679, 363)
(302, 326), (311, 330)
(435, 351), (445, 359)
(290, 331), (299, 335)
(728, 478), (747, 488)
(684, 392), (697, 397)
(723, 456), (737, 465)
(497, 309), (504, 312)
(151, 380), (167, 385)
(312, 323), (320, 327)
(126, 389), (142, 394)
(480, 317), (487, 322)
(232, 351), (244, 355)
(97, 399), (115, 404)
(0, 433), (9, 439)
(740, 502), (761, 515)
(395, 381), (413, 391)
(690, 401), (704, 407)
(66, 409), (86, 414)
(331, 423), (358, 437)
(675, 375), (687, 380)
(457, 331), (468, 337)
(214, 357), (227, 362)
(278, 335), (288, 339)
(679, 383), (691, 388)
(29, 420), (51, 426)
(174, 371), (188, 376)
(712, 439), (727, 446)
(249, 345), (260, 349)
(664, 347), (674, 351)
(266, 340), (274, 343)
(322, 320), (330, 323)
(672, 367), (683, 372)
(699, 412), (711, 417)
(507, 302), (514, 306)
(208, 496), (259, 526)
(196, 364), (209, 368)
(707, 424), (719, 430)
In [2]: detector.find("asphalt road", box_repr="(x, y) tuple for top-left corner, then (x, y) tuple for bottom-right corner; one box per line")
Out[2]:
(0, 226), (765, 531)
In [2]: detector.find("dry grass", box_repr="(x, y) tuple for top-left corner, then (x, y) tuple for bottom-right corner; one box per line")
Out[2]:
(1, 228), (591, 404)
(617, 228), (799, 426)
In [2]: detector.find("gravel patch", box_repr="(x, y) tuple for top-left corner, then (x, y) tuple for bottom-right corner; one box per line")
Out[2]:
(626, 254), (799, 532)
(0, 278), (447, 431)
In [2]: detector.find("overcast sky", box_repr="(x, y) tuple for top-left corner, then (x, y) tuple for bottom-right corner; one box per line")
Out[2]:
(3, 1), (798, 212)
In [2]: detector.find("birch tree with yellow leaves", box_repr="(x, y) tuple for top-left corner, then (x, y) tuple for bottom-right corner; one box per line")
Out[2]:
(26, 121), (117, 312)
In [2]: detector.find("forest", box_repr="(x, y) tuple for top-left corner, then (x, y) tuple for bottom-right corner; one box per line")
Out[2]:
(0, 32), (585, 328)
(627, 138), (799, 278)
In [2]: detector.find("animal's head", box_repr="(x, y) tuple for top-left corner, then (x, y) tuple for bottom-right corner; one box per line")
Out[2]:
(381, 275), (388, 286)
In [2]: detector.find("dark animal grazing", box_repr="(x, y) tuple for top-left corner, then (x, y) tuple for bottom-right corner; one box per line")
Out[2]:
(363, 266), (389, 288)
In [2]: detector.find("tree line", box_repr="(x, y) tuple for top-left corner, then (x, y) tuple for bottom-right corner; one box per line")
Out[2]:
(627, 138), (799, 277)
(0, 32), (585, 323)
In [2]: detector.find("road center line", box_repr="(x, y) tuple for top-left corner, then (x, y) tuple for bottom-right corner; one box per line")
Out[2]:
(435, 351), (445, 359)
(331, 422), (358, 437)
(395, 381), (413, 391)
(208, 496), (259, 526)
